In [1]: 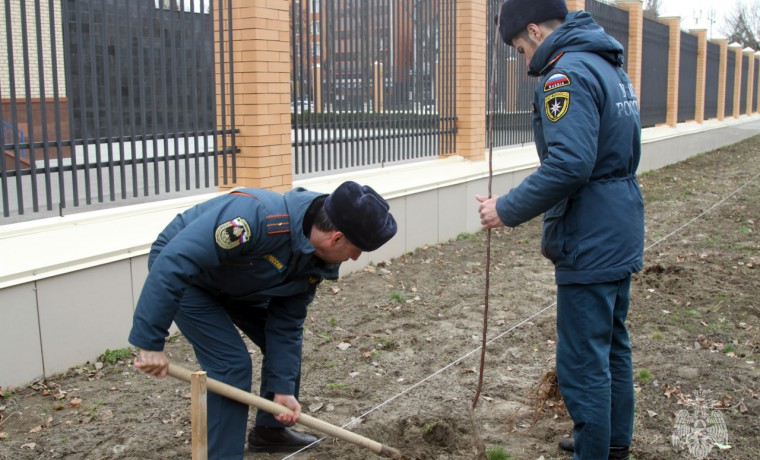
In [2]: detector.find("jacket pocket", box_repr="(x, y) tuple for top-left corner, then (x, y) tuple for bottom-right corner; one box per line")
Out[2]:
(541, 198), (568, 264)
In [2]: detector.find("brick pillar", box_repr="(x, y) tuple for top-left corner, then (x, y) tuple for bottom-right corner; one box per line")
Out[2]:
(729, 43), (743, 119)
(566, 0), (585, 11)
(714, 38), (728, 120)
(617, 1), (643, 103)
(690, 29), (707, 123)
(454, 0), (487, 160)
(744, 48), (755, 116)
(216, 1), (292, 192)
(661, 17), (681, 127)
(756, 53), (760, 113)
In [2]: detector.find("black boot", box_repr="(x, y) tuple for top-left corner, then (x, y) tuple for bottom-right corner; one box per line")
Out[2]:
(608, 446), (630, 460)
(557, 438), (630, 460)
(558, 437), (574, 452)
(248, 426), (319, 453)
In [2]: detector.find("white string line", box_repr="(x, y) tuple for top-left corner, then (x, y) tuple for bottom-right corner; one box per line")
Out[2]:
(644, 170), (760, 252)
(282, 168), (760, 459)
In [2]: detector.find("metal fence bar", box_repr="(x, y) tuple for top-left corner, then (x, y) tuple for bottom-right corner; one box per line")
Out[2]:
(641, 17), (669, 127)
(726, 51), (736, 116)
(740, 54), (749, 114)
(678, 31), (698, 123)
(705, 41), (720, 120)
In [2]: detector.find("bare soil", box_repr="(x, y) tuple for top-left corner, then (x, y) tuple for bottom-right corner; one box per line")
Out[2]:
(1, 136), (759, 460)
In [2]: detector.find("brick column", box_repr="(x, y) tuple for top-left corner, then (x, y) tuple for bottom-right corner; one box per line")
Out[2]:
(454, 0), (487, 160)
(617, 1), (644, 103)
(566, 0), (585, 11)
(744, 48), (755, 116)
(714, 38), (728, 120)
(756, 52), (760, 113)
(729, 42), (743, 119)
(660, 17), (681, 127)
(690, 29), (707, 123)
(216, 1), (292, 192)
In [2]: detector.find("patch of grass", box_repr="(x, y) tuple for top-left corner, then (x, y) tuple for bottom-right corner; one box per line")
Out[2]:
(723, 343), (737, 354)
(389, 291), (406, 303)
(316, 360), (338, 369)
(651, 332), (665, 341)
(2, 390), (13, 398)
(377, 337), (396, 350)
(328, 317), (337, 327)
(637, 368), (653, 384)
(325, 382), (350, 391)
(456, 232), (477, 241)
(423, 421), (436, 433)
(486, 446), (513, 460)
(100, 348), (132, 365)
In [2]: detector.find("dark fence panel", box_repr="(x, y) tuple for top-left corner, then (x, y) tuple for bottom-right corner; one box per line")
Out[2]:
(740, 54), (749, 114)
(704, 41), (720, 120)
(1, 0), (236, 223)
(586, 0), (629, 62)
(640, 18), (669, 127)
(486, 0), (534, 149)
(725, 51), (735, 116)
(677, 31), (698, 122)
(291, 0), (457, 178)
(755, 65), (759, 112)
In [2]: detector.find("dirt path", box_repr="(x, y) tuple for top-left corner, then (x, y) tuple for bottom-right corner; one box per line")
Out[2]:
(1, 136), (759, 460)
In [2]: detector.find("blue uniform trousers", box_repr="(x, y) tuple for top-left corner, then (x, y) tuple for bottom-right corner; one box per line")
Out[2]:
(556, 277), (634, 460)
(173, 286), (299, 460)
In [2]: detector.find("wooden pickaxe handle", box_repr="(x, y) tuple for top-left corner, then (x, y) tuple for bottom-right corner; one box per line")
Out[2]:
(167, 363), (403, 459)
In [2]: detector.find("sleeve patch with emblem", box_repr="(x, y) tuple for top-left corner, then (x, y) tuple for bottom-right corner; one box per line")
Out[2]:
(545, 91), (570, 123)
(544, 73), (571, 91)
(215, 217), (251, 249)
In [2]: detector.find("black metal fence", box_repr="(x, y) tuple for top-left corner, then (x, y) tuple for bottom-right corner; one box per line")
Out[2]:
(486, 0), (534, 149)
(726, 51), (736, 116)
(705, 41), (720, 120)
(290, 0), (457, 178)
(640, 17), (670, 127)
(587, 0), (629, 62)
(740, 54), (749, 114)
(678, 31), (698, 123)
(1, 0), (236, 223)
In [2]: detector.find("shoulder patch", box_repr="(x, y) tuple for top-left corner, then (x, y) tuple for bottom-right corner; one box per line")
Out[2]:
(266, 214), (290, 235)
(215, 217), (251, 250)
(544, 91), (570, 123)
(544, 73), (571, 92)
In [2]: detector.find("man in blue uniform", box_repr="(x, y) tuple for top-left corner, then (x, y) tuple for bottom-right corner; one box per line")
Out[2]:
(478, 1), (644, 458)
(129, 181), (397, 459)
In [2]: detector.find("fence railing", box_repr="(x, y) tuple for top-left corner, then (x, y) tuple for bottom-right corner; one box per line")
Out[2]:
(1, 0), (236, 223)
(290, 0), (457, 178)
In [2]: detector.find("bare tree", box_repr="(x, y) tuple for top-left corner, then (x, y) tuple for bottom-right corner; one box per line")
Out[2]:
(724, 1), (760, 49)
(643, 0), (662, 19)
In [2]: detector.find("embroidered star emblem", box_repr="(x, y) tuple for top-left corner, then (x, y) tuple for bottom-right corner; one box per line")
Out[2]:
(550, 100), (563, 116)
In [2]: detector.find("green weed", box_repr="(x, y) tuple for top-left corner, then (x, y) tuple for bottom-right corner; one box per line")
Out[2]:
(100, 348), (132, 365)
(638, 369), (653, 384)
(389, 291), (406, 303)
(486, 446), (512, 460)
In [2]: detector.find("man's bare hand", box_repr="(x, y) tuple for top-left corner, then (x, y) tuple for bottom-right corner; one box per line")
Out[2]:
(476, 194), (506, 229)
(274, 394), (301, 426)
(133, 349), (169, 378)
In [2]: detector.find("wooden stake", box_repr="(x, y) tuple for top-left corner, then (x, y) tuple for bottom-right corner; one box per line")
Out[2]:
(168, 364), (403, 459)
(190, 371), (208, 460)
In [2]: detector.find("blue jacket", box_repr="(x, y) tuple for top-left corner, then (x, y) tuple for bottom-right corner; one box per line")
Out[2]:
(496, 11), (644, 285)
(129, 187), (339, 394)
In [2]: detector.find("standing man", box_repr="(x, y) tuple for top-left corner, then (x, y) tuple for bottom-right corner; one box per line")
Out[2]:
(129, 181), (397, 459)
(478, 1), (644, 459)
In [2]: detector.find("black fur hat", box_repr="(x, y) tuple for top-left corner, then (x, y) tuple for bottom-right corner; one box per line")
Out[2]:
(498, 0), (568, 46)
(324, 181), (397, 252)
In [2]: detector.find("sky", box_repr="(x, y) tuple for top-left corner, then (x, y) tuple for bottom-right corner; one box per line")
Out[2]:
(658, 0), (741, 39)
